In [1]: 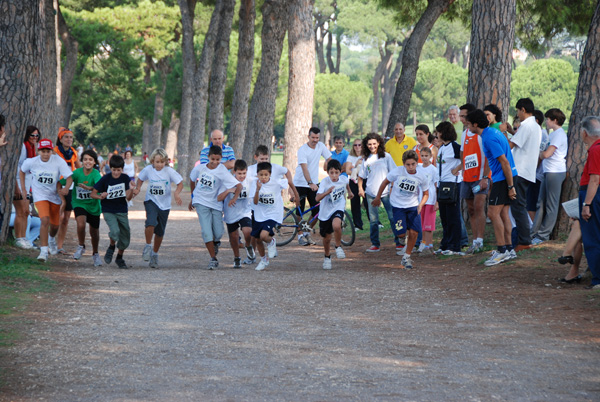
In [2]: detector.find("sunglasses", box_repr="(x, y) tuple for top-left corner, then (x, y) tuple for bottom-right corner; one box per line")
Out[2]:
(354, 144), (362, 147)
(30, 134), (39, 138)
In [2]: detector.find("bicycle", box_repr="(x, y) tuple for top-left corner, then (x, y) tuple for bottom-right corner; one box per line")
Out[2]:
(273, 199), (355, 247)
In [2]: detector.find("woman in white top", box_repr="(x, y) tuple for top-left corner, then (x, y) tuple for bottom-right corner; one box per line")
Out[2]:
(14, 126), (40, 249)
(436, 121), (463, 253)
(123, 149), (137, 185)
(344, 139), (368, 230)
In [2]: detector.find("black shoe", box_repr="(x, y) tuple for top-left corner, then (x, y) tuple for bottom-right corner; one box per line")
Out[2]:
(557, 255), (574, 265)
(558, 275), (582, 284)
(115, 258), (128, 269)
(233, 257), (242, 269)
(104, 247), (115, 264)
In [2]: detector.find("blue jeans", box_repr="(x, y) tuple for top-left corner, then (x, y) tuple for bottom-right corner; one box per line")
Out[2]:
(366, 194), (399, 248)
(580, 189), (600, 286)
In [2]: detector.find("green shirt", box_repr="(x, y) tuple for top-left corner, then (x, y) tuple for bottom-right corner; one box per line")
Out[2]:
(71, 168), (102, 216)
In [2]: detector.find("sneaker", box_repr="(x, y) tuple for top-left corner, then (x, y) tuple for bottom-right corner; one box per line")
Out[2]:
(255, 258), (269, 271)
(335, 246), (346, 259)
(267, 239), (277, 259)
(396, 246), (406, 256)
(298, 235), (310, 246)
(48, 238), (58, 255)
(354, 227), (360, 232)
(442, 250), (460, 256)
(242, 256), (256, 265)
(207, 258), (219, 270)
(366, 245), (380, 253)
(115, 258), (128, 269)
(415, 243), (427, 253)
(508, 249), (517, 260)
(421, 247), (434, 256)
(531, 238), (544, 246)
(484, 250), (510, 266)
(149, 254), (159, 269)
(73, 245), (85, 260)
(433, 248), (443, 255)
(246, 246), (256, 261)
(378, 223), (384, 229)
(323, 257), (332, 270)
(233, 257), (242, 269)
(142, 244), (152, 261)
(104, 247), (115, 264)
(466, 243), (483, 254)
(37, 250), (48, 262)
(397, 237), (406, 247)
(401, 255), (413, 269)
(305, 233), (316, 245)
(16, 238), (34, 249)
(92, 253), (103, 267)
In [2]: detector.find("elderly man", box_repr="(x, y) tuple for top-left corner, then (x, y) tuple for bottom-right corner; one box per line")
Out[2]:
(579, 116), (600, 289)
(385, 122), (417, 167)
(198, 129), (236, 169)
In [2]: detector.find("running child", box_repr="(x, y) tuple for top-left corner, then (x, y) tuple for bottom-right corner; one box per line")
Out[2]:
(372, 150), (429, 269)
(416, 147), (438, 255)
(315, 160), (353, 270)
(250, 162), (288, 271)
(19, 138), (73, 262)
(189, 146), (242, 270)
(217, 159), (253, 268)
(71, 149), (103, 265)
(134, 148), (183, 269)
(92, 154), (134, 269)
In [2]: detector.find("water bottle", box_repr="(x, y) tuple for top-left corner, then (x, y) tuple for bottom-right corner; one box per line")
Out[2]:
(472, 184), (481, 194)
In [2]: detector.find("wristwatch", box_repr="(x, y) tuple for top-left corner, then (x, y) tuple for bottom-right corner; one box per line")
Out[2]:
(582, 202), (590, 207)
(508, 185), (515, 190)
(307, 181), (313, 185)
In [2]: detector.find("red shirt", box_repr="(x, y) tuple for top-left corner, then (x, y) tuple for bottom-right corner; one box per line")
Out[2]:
(581, 138), (600, 186)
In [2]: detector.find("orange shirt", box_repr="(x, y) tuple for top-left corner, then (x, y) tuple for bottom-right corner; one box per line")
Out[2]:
(462, 131), (489, 182)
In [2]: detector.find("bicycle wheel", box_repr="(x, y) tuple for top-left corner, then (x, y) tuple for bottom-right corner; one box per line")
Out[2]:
(340, 210), (356, 246)
(274, 207), (299, 246)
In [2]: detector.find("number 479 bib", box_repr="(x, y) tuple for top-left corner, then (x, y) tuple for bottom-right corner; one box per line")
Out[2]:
(107, 183), (126, 199)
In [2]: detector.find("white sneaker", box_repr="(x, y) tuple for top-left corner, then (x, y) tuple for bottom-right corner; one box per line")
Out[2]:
(16, 238), (34, 249)
(484, 250), (510, 266)
(37, 250), (48, 262)
(401, 255), (413, 269)
(73, 245), (85, 260)
(255, 259), (269, 271)
(508, 249), (517, 260)
(396, 246), (406, 256)
(267, 239), (277, 259)
(246, 246), (256, 260)
(48, 238), (58, 255)
(142, 244), (152, 261)
(335, 246), (346, 259)
(323, 257), (332, 270)
(416, 243), (427, 253)
(92, 253), (103, 267)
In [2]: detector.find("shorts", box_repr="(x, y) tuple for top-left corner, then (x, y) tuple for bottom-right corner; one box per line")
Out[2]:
(35, 201), (61, 226)
(526, 179), (542, 212)
(144, 200), (170, 237)
(63, 189), (73, 211)
(227, 217), (252, 233)
(103, 212), (131, 250)
(319, 210), (345, 237)
(421, 204), (436, 231)
(74, 207), (100, 229)
(194, 204), (223, 243)
(488, 180), (511, 206)
(460, 180), (489, 199)
(391, 206), (421, 236)
(251, 219), (277, 239)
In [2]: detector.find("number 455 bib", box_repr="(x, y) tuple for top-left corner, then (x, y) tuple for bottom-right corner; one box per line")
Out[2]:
(107, 183), (126, 199)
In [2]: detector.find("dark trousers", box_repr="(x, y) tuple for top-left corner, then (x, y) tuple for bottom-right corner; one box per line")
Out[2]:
(296, 186), (319, 218)
(580, 189), (600, 286)
(439, 200), (461, 252)
(349, 179), (368, 230)
(511, 176), (532, 246)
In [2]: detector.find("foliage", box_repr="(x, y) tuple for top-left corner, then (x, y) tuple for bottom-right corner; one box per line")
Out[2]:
(510, 58), (578, 119)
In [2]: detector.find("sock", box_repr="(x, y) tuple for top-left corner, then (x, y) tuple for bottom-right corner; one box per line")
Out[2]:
(41, 246), (48, 253)
(298, 234), (304, 240)
(405, 253), (411, 259)
(476, 237), (483, 245)
(506, 245), (513, 252)
(498, 246), (506, 253)
(151, 250), (158, 256)
(116, 253), (123, 260)
(335, 245), (342, 249)
(324, 255), (331, 259)
(48, 235), (55, 243)
(108, 244), (116, 250)
(146, 242), (151, 247)
(246, 246), (253, 251)
(428, 244), (433, 248)
(270, 238), (276, 246)
(262, 256), (268, 262)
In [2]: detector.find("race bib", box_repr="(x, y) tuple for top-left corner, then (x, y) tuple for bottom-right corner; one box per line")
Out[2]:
(76, 186), (92, 200)
(198, 172), (214, 190)
(397, 177), (418, 193)
(149, 181), (168, 196)
(258, 192), (275, 207)
(464, 153), (479, 170)
(107, 183), (126, 200)
(238, 186), (248, 200)
(37, 172), (55, 186)
(330, 186), (345, 202)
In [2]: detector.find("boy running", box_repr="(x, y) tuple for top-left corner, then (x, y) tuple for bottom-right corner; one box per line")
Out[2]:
(315, 160), (353, 270)
(134, 148), (183, 269)
(19, 138), (73, 262)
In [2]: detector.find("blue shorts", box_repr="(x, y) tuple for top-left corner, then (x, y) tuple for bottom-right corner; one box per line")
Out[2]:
(251, 219), (277, 238)
(392, 206), (421, 236)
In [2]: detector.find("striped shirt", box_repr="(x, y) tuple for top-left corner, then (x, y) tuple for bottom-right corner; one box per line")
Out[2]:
(199, 143), (236, 165)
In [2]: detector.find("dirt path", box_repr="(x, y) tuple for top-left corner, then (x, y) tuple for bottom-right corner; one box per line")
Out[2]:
(1, 189), (599, 401)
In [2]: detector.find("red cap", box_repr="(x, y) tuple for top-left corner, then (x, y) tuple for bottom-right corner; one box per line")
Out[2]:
(38, 138), (53, 150)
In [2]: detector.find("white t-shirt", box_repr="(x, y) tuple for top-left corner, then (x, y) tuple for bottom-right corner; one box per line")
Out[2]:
(387, 166), (429, 208)
(419, 164), (439, 205)
(510, 115), (542, 182)
(123, 160), (136, 179)
(248, 163), (288, 181)
(222, 177), (252, 224)
(346, 155), (363, 182)
(138, 165), (183, 211)
(317, 176), (349, 221)
(20, 155), (72, 205)
(190, 163), (239, 211)
(293, 142), (332, 187)
(250, 178), (288, 224)
(437, 142), (463, 183)
(359, 153), (396, 197)
(542, 127), (567, 173)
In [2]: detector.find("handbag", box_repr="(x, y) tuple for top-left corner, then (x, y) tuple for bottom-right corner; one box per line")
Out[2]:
(437, 147), (459, 204)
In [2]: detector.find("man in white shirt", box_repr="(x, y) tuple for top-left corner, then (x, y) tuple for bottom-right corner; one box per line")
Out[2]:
(510, 98), (542, 251)
(293, 127), (332, 245)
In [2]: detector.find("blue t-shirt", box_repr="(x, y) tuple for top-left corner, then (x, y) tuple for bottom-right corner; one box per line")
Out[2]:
(481, 127), (518, 182)
(330, 148), (349, 176)
(93, 173), (131, 214)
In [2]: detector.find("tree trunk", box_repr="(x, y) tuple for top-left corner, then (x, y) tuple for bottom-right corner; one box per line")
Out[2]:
(381, 47), (396, 132)
(151, 60), (170, 152)
(326, 30), (336, 74)
(385, 0), (455, 137)
(40, 0), (59, 139)
(165, 109), (180, 160)
(283, 0), (316, 174)
(554, 0), (600, 237)
(208, 0), (235, 134)
(0, 1), (50, 243)
(467, 0), (516, 119)
(176, 0), (198, 179)
(142, 57), (154, 155)
(187, 0), (223, 177)
(242, 0), (287, 162)
(315, 24), (327, 74)
(335, 31), (341, 74)
(229, 0), (255, 158)
(57, 6), (78, 128)
(371, 44), (393, 133)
